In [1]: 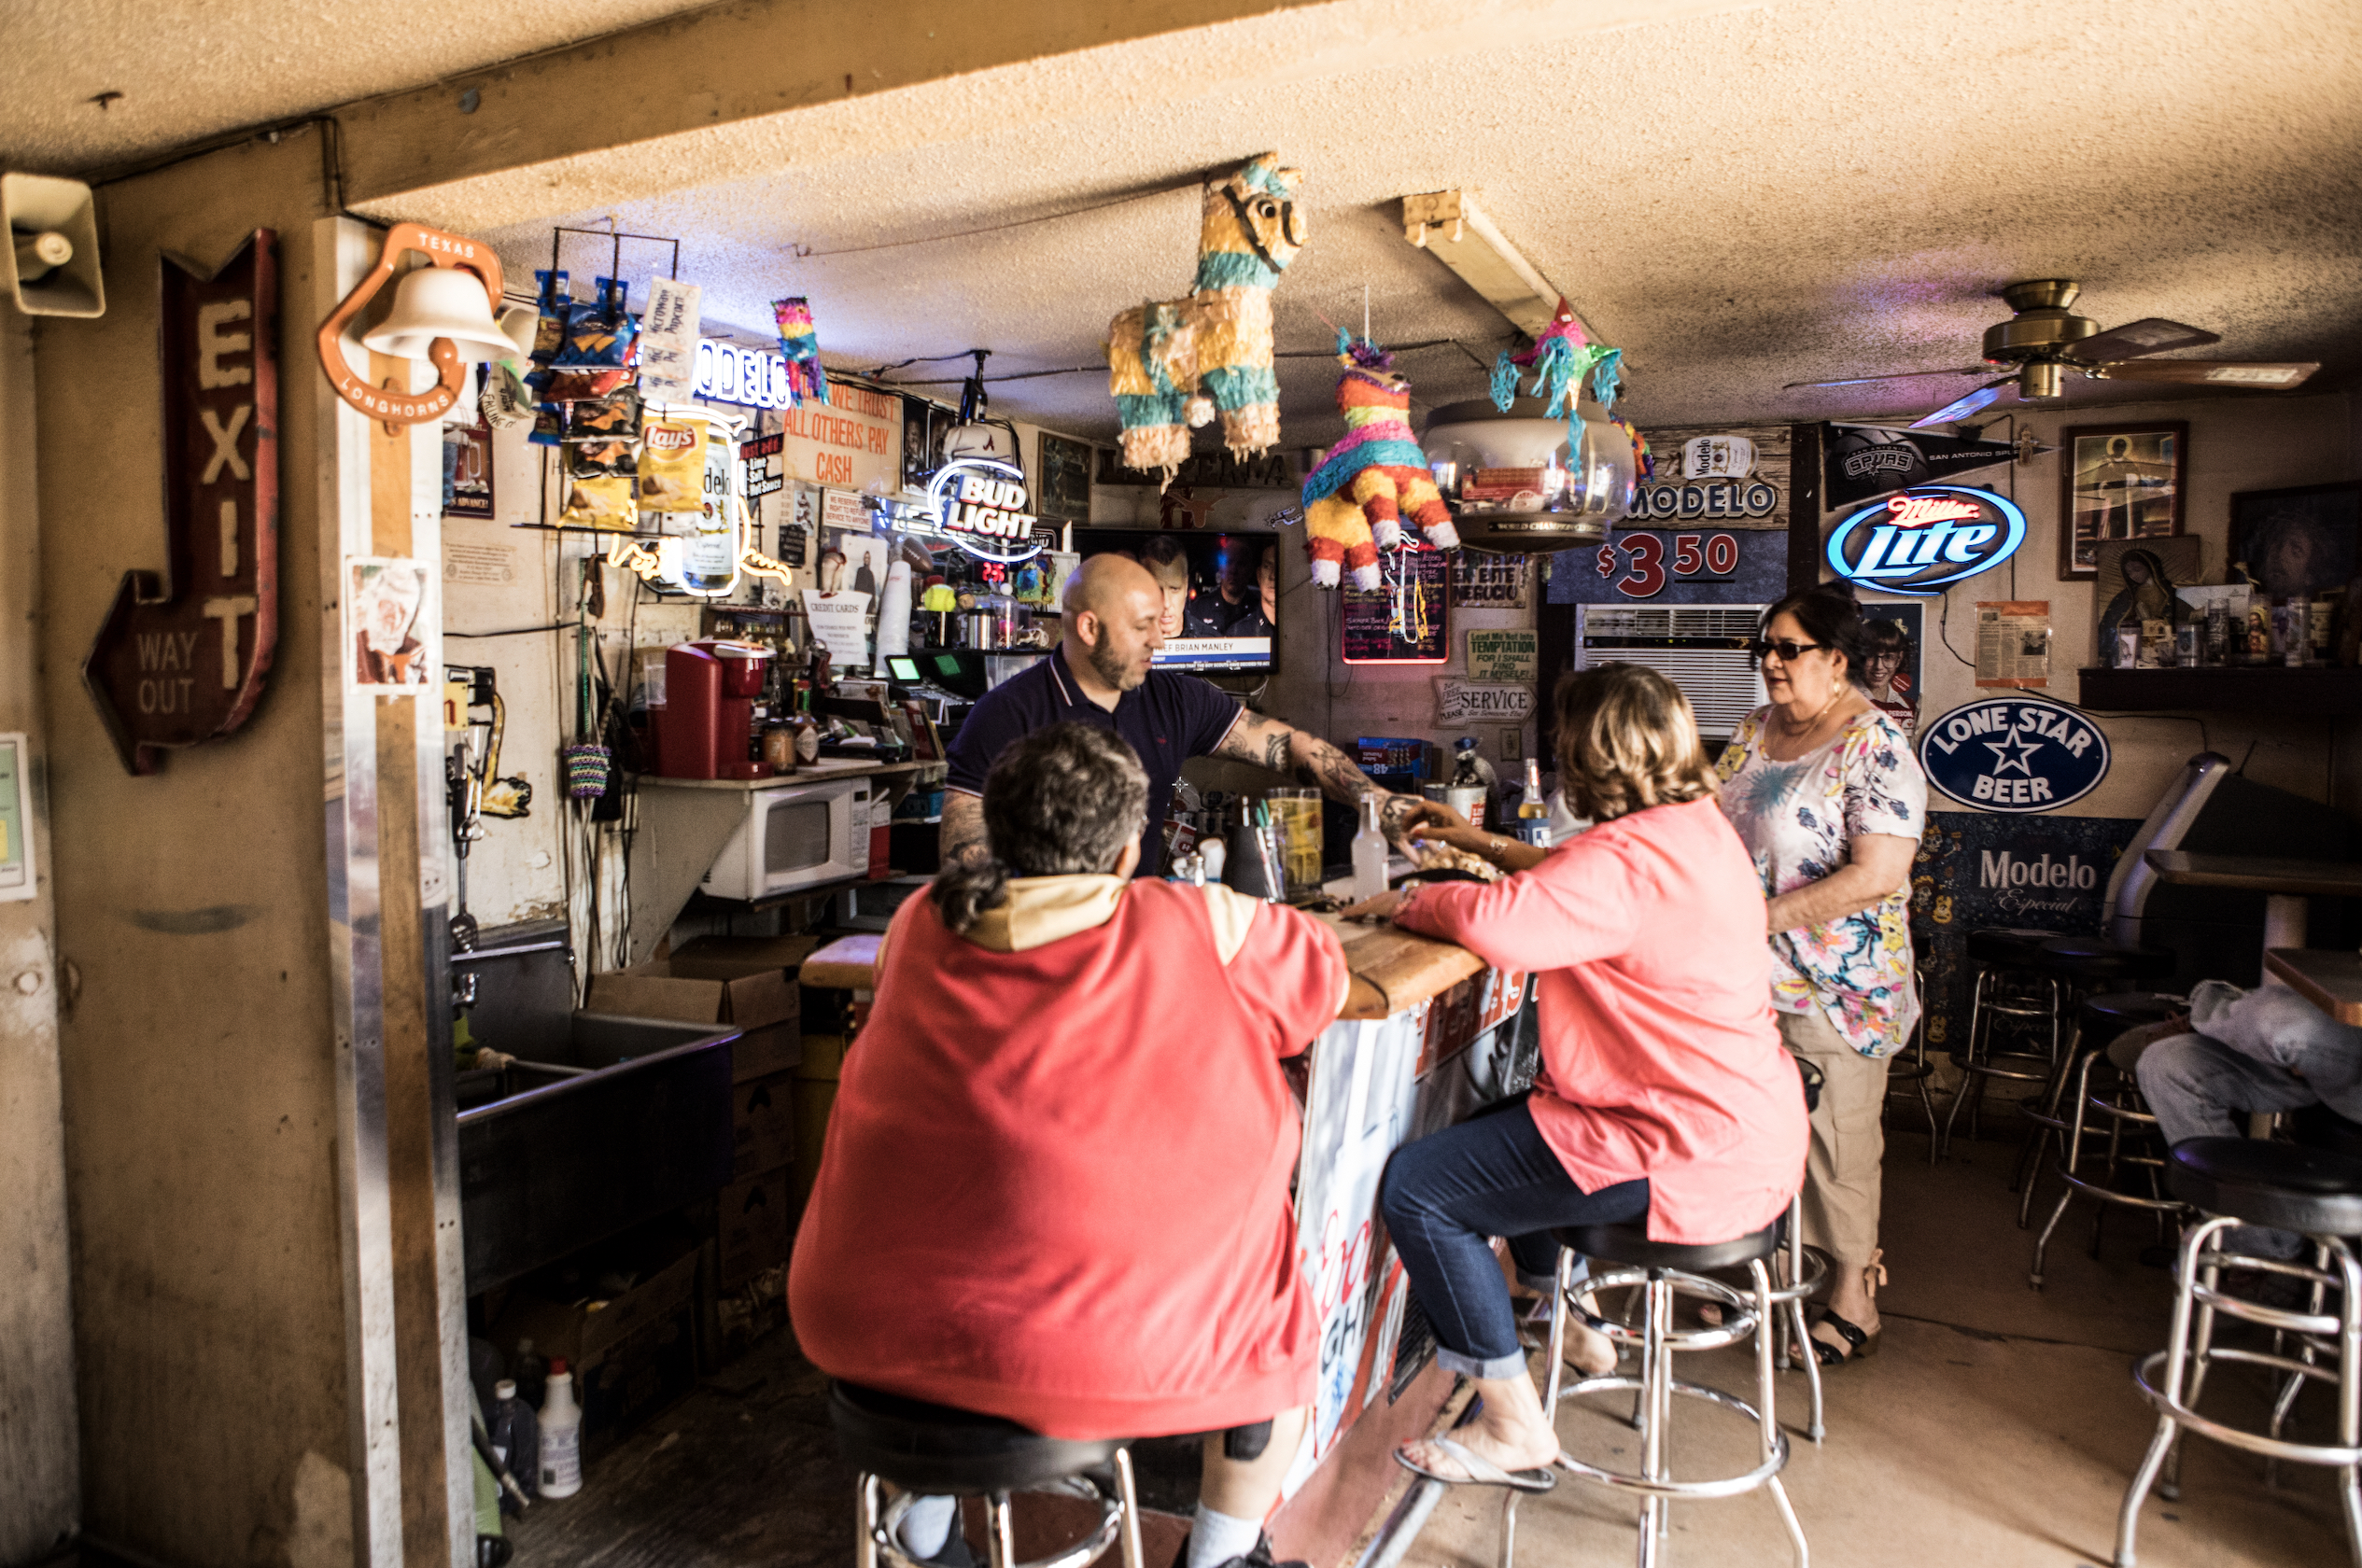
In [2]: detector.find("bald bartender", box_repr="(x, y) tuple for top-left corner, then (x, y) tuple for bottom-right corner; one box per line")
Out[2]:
(942, 554), (1450, 875)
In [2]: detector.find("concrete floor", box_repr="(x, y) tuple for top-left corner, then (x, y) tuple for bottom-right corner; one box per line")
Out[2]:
(501, 1120), (2355, 1567)
(1414, 1126), (2355, 1568)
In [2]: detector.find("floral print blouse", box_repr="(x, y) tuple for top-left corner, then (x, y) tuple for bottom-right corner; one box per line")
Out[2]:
(1716, 707), (1926, 1057)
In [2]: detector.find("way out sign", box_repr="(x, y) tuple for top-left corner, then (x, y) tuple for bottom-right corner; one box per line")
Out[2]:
(1918, 694), (2109, 814)
(85, 231), (278, 774)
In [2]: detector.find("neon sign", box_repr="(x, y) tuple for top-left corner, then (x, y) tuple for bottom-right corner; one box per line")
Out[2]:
(926, 457), (1046, 564)
(692, 338), (794, 409)
(1825, 485), (2026, 595)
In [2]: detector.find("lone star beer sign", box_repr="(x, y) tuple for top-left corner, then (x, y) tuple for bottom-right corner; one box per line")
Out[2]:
(85, 231), (279, 774)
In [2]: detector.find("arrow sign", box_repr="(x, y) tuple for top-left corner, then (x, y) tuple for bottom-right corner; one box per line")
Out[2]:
(85, 231), (279, 775)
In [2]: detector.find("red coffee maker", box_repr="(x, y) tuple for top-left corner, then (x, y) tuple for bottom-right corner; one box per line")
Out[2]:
(657, 640), (776, 780)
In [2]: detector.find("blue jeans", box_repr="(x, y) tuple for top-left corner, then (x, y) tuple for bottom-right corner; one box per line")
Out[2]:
(1379, 1096), (1650, 1379)
(2136, 1031), (2330, 1259)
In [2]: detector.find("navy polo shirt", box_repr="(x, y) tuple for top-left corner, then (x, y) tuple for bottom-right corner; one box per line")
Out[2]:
(946, 645), (1244, 875)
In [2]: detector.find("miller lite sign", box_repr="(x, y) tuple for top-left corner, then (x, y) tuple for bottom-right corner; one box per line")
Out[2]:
(1919, 694), (2111, 814)
(1825, 485), (2027, 595)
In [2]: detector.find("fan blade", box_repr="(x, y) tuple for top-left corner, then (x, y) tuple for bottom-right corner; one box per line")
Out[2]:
(1909, 377), (2014, 429)
(1782, 367), (1994, 390)
(2087, 359), (2319, 388)
(2062, 317), (2219, 362)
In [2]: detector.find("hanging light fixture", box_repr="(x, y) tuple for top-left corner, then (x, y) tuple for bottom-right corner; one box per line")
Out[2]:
(1420, 395), (1635, 553)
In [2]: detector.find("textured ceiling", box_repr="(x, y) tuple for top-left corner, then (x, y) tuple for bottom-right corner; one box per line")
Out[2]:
(460, 0), (2362, 443)
(0, 0), (725, 171)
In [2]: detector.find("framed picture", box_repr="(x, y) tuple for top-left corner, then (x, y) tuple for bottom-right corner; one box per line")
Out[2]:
(1035, 431), (1096, 522)
(2091, 536), (2204, 662)
(2229, 482), (2362, 600)
(2059, 422), (2186, 579)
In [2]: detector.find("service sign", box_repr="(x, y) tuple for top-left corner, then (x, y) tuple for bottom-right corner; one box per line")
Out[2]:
(927, 457), (1045, 564)
(1825, 485), (2028, 595)
(1918, 694), (2110, 814)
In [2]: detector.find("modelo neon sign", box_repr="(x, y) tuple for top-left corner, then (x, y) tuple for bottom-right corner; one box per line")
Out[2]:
(1825, 485), (2027, 595)
(927, 457), (1045, 564)
(692, 338), (794, 408)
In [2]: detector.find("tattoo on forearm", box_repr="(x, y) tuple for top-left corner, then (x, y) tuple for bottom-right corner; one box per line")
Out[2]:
(1262, 730), (1291, 775)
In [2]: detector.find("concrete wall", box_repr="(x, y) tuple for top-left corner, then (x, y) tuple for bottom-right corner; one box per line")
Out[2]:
(1853, 392), (2355, 819)
(36, 133), (352, 1565)
(0, 289), (80, 1566)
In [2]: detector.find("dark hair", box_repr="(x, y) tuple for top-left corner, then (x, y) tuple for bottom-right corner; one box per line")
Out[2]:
(1552, 664), (1718, 821)
(1136, 534), (1189, 572)
(1862, 617), (1911, 655)
(932, 723), (1150, 934)
(1762, 582), (1869, 689)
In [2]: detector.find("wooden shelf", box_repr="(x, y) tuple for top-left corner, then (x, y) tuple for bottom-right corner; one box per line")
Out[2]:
(2264, 948), (2362, 1025)
(2076, 665), (2362, 715)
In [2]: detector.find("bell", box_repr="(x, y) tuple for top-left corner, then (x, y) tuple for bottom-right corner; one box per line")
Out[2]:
(361, 267), (514, 363)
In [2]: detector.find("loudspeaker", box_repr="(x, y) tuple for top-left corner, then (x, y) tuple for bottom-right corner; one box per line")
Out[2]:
(1, 173), (104, 318)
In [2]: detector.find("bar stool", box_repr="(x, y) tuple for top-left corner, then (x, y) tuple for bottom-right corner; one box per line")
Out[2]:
(1508, 1221), (1808, 1568)
(831, 1380), (1146, 1568)
(2116, 1138), (2362, 1567)
(2028, 992), (2196, 1289)
(1939, 928), (2072, 1157)
(2016, 990), (2183, 1229)
(1884, 919), (1940, 1159)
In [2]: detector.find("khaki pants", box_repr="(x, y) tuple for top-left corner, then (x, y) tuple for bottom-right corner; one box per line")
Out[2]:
(1778, 1006), (1891, 1279)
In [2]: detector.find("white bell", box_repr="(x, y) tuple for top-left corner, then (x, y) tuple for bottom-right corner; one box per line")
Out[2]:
(361, 267), (514, 363)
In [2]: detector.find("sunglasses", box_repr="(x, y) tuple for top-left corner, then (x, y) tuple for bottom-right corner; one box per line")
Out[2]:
(1750, 637), (1826, 663)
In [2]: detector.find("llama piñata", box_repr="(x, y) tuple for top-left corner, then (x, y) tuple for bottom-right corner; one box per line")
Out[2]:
(1301, 333), (1458, 589)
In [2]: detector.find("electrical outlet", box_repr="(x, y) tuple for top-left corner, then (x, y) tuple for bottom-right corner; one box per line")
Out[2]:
(1501, 727), (1522, 761)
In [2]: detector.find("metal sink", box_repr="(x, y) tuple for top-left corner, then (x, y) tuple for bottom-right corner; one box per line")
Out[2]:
(456, 1011), (739, 1293)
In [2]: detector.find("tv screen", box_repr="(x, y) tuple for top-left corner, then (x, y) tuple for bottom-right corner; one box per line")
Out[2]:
(1072, 529), (1277, 671)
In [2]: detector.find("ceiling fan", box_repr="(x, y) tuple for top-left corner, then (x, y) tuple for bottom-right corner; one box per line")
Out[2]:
(1787, 280), (2320, 429)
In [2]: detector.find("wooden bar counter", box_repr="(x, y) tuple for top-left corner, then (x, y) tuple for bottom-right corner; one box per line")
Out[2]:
(795, 906), (1528, 1568)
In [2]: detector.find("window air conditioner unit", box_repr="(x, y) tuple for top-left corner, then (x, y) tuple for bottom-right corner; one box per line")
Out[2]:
(1574, 604), (1767, 740)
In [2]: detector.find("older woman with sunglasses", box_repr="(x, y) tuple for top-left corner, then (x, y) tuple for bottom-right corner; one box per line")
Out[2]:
(1716, 582), (1926, 1367)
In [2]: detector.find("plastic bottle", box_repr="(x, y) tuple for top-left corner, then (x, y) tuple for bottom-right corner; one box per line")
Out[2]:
(487, 1379), (539, 1506)
(1199, 836), (1228, 886)
(1352, 795), (1389, 901)
(538, 1359), (583, 1499)
(1515, 760), (1550, 847)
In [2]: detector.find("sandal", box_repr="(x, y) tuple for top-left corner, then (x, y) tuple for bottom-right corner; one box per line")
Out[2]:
(1810, 1250), (1887, 1367)
(1394, 1436), (1558, 1493)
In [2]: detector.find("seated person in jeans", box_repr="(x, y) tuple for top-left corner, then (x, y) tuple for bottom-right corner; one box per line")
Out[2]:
(789, 723), (1348, 1568)
(1344, 665), (1809, 1489)
(2134, 979), (2362, 1259)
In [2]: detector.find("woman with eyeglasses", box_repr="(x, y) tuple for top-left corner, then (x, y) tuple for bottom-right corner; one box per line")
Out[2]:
(1716, 582), (1926, 1367)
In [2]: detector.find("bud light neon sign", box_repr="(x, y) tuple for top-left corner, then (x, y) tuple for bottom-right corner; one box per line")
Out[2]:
(1825, 485), (2026, 595)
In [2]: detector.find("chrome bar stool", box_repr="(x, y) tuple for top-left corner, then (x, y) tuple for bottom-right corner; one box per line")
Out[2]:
(1939, 927), (2070, 1158)
(2116, 1138), (2362, 1567)
(1884, 918), (1940, 1160)
(2017, 989), (2183, 1230)
(1504, 1220), (1808, 1568)
(2029, 999), (2194, 1290)
(832, 1380), (1146, 1568)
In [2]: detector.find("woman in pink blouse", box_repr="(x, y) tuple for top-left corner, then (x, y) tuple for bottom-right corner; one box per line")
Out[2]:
(1345, 665), (1807, 1490)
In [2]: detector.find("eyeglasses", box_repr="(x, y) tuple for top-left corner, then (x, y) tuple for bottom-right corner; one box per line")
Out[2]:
(1750, 637), (1825, 664)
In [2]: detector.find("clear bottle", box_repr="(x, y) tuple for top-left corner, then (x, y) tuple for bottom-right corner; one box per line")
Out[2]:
(1515, 759), (1550, 847)
(487, 1379), (539, 1506)
(1352, 794), (1389, 901)
(538, 1358), (583, 1499)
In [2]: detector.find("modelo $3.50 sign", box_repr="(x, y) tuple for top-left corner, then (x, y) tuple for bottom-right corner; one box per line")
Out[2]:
(1918, 694), (2110, 813)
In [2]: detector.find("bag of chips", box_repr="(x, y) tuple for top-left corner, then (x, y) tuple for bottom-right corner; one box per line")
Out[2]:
(568, 440), (636, 478)
(541, 276), (637, 400)
(565, 386), (640, 442)
(523, 270), (572, 392)
(638, 413), (708, 513)
(558, 473), (637, 531)
(528, 402), (566, 447)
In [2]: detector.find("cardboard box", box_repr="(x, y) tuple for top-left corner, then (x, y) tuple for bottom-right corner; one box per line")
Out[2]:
(667, 933), (823, 983)
(717, 1163), (793, 1289)
(584, 948), (802, 1085)
(491, 1245), (699, 1464)
(703, 1259), (790, 1366)
(731, 1071), (796, 1180)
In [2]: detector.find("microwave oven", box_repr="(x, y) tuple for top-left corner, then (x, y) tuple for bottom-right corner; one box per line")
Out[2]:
(701, 776), (870, 900)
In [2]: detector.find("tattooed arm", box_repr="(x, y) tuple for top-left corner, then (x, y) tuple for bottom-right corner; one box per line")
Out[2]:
(1214, 709), (1456, 842)
(938, 791), (991, 872)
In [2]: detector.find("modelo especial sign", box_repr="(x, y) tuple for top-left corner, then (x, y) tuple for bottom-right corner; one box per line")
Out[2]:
(1825, 485), (2027, 595)
(1919, 694), (2110, 813)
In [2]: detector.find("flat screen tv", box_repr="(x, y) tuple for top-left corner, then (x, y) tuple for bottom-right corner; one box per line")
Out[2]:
(1072, 528), (1277, 671)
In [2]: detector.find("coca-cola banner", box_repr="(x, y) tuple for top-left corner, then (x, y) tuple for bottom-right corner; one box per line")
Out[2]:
(1823, 424), (2016, 510)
